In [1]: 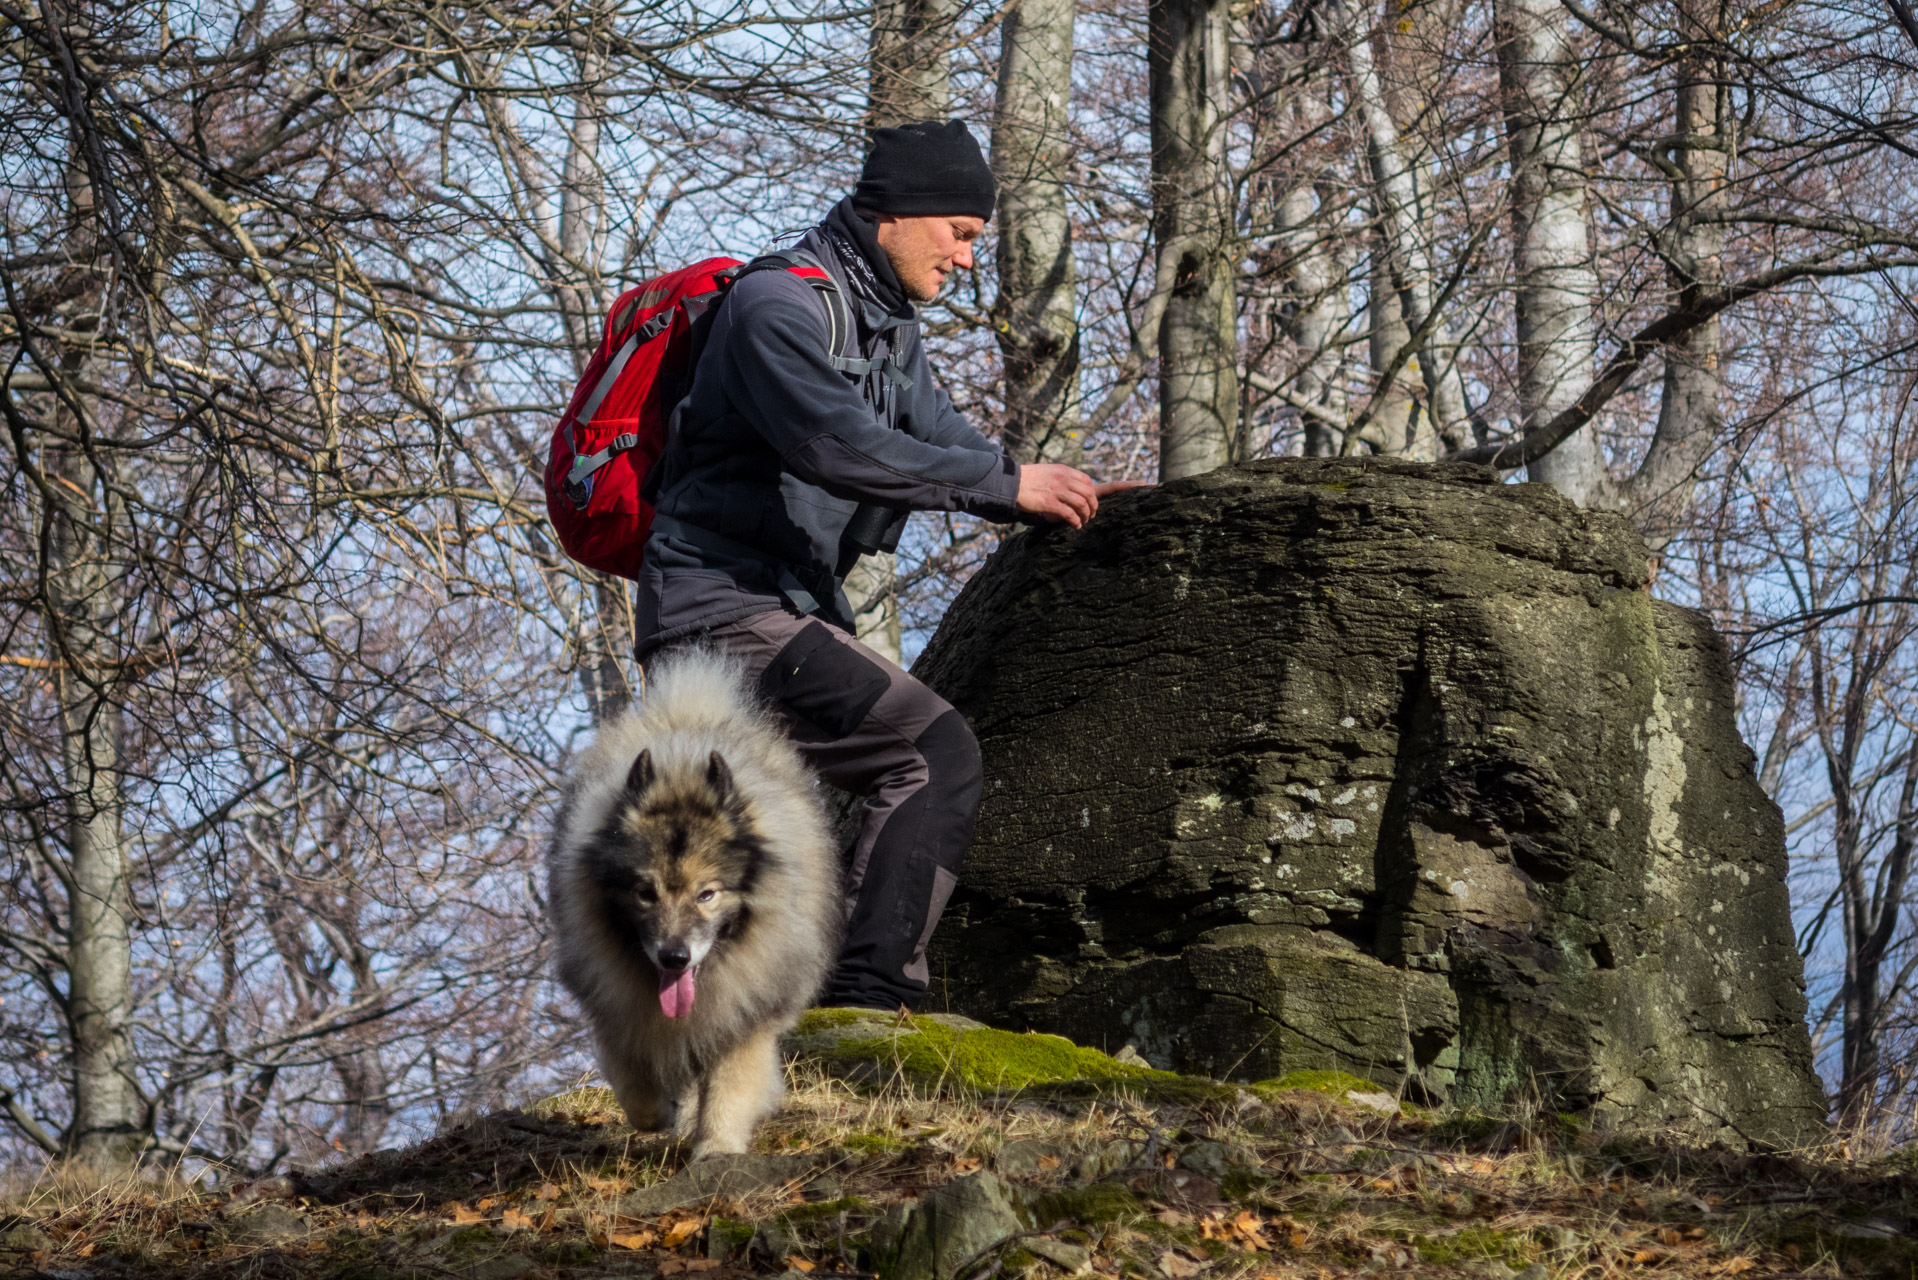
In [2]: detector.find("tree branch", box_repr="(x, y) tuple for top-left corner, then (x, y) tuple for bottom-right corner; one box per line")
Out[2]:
(1448, 253), (1918, 469)
(0, 1084), (63, 1155)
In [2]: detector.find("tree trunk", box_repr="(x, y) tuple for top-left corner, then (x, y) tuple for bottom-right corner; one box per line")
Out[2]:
(1340, 2), (1473, 450)
(869, 0), (957, 128)
(1150, 0), (1238, 479)
(992, 0), (1079, 464)
(1271, 76), (1352, 459)
(558, 57), (638, 719)
(48, 439), (142, 1163)
(843, 558), (902, 664)
(858, 0), (958, 663)
(1364, 236), (1421, 454)
(1614, 1), (1728, 547)
(1497, 0), (1601, 501)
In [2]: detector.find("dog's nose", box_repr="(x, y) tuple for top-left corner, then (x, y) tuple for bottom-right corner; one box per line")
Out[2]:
(657, 944), (691, 971)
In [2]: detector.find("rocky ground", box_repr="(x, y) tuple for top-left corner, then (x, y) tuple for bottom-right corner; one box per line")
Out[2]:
(2, 1013), (1912, 1280)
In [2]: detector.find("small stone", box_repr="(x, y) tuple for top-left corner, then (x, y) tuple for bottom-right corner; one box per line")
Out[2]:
(1537, 1224), (1582, 1256)
(616, 1153), (817, 1216)
(1176, 1140), (1254, 1182)
(867, 1199), (917, 1271)
(995, 1139), (1069, 1179)
(1070, 1139), (1139, 1180)
(1345, 1090), (1399, 1114)
(882, 1172), (1030, 1280)
(1511, 1265), (1550, 1280)
(1829, 1218), (1903, 1239)
(1112, 1045), (1152, 1068)
(1027, 1237), (1092, 1273)
(0, 1222), (53, 1253)
(227, 1202), (309, 1244)
(471, 1255), (534, 1280)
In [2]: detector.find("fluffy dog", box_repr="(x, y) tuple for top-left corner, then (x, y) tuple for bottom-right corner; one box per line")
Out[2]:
(548, 649), (839, 1156)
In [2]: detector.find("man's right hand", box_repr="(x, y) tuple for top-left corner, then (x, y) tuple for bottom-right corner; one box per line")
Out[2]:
(1016, 463), (1100, 528)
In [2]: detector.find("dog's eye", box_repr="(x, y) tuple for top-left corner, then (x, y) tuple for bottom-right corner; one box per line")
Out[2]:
(696, 888), (717, 904)
(636, 886), (658, 903)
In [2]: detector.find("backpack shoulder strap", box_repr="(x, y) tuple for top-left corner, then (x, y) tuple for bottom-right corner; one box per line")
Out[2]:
(735, 247), (912, 389)
(735, 249), (853, 359)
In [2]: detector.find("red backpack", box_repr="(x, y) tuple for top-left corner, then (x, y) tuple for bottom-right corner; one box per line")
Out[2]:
(544, 252), (850, 579)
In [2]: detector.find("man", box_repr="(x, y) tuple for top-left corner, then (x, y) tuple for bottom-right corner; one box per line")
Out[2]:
(637, 119), (1132, 1012)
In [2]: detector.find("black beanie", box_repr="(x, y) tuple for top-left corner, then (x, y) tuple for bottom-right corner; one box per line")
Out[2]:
(853, 120), (995, 220)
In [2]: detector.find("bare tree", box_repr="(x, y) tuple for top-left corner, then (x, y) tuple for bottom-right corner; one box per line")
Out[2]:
(992, 0), (1081, 463)
(1495, 0), (1600, 499)
(1151, 0), (1240, 478)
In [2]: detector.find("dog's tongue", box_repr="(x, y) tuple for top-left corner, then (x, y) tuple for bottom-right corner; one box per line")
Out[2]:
(658, 966), (696, 1018)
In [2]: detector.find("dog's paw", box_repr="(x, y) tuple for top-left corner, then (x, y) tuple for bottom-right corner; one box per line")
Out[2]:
(688, 1138), (749, 1161)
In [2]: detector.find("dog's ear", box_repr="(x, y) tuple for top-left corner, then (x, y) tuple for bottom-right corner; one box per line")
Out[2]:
(626, 749), (656, 795)
(706, 750), (734, 803)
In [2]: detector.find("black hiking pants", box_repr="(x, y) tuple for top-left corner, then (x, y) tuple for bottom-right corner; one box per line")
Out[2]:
(662, 608), (982, 1011)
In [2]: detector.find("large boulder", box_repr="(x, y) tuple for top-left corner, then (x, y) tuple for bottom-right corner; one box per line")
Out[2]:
(915, 458), (1824, 1145)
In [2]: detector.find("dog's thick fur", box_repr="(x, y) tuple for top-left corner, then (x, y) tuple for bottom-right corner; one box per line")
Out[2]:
(548, 649), (839, 1157)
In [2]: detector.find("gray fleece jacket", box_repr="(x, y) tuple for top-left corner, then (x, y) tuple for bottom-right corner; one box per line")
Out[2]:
(634, 199), (1021, 655)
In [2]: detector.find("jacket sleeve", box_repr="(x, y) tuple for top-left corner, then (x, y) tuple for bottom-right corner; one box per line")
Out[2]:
(719, 271), (1021, 521)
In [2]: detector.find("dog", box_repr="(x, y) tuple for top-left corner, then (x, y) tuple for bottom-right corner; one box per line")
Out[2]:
(548, 648), (840, 1157)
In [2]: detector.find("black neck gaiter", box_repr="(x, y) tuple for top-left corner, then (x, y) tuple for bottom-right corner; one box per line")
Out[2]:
(821, 198), (909, 314)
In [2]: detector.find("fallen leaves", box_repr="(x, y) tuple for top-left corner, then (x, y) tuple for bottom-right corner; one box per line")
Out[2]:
(661, 1214), (704, 1249)
(785, 1256), (816, 1272)
(444, 1202), (483, 1225)
(499, 1207), (534, 1231)
(658, 1259), (721, 1274)
(953, 1156), (983, 1173)
(607, 1230), (656, 1250)
(1716, 1258), (1758, 1275)
(1156, 1248), (1209, 1277)
(1199, 1209), (1270, 1251)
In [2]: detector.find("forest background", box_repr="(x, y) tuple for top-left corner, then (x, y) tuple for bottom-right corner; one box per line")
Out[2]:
(1, 0), (1915, 1173)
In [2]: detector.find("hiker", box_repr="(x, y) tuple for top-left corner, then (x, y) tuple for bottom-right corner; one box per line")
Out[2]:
(635, 119), (1136, 1012)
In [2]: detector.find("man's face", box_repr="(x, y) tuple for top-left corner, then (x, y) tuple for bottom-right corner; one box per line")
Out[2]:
(872, 213), (986, 302)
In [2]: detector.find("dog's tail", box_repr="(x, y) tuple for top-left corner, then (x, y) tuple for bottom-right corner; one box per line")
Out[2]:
(563, 647), (799, 830)
(638, 646), (760, 740)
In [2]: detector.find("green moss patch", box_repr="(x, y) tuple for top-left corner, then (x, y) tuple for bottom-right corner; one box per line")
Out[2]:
(1411, 1225), (1524, 1267)
(794, 1008), (871, 1033)
(1255, 1069), (1388, 1098)
(787, 1010), (1232, 1101)
(1031, 1182), (1147, 1227)
(843, 1131), (910, 1156)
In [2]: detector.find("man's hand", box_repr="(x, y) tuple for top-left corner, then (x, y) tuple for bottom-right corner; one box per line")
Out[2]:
(1016, 467), (1154, 528)
(1017, 463), (1099, 528)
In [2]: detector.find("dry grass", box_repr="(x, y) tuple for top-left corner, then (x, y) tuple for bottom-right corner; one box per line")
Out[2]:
(0, 1063), (1912, 1280)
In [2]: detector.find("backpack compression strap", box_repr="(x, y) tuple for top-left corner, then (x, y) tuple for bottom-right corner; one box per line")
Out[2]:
(562, 272), (739, 508)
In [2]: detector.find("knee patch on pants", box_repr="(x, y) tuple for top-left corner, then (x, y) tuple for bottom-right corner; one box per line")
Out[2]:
(913, 709), (982, 873)
(758, 621), (891, 739)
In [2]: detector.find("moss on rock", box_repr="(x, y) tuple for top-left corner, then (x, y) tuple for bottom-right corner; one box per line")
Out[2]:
(1255, 1069), (1389, 1098)
(786, 1009), (1232, 1101)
